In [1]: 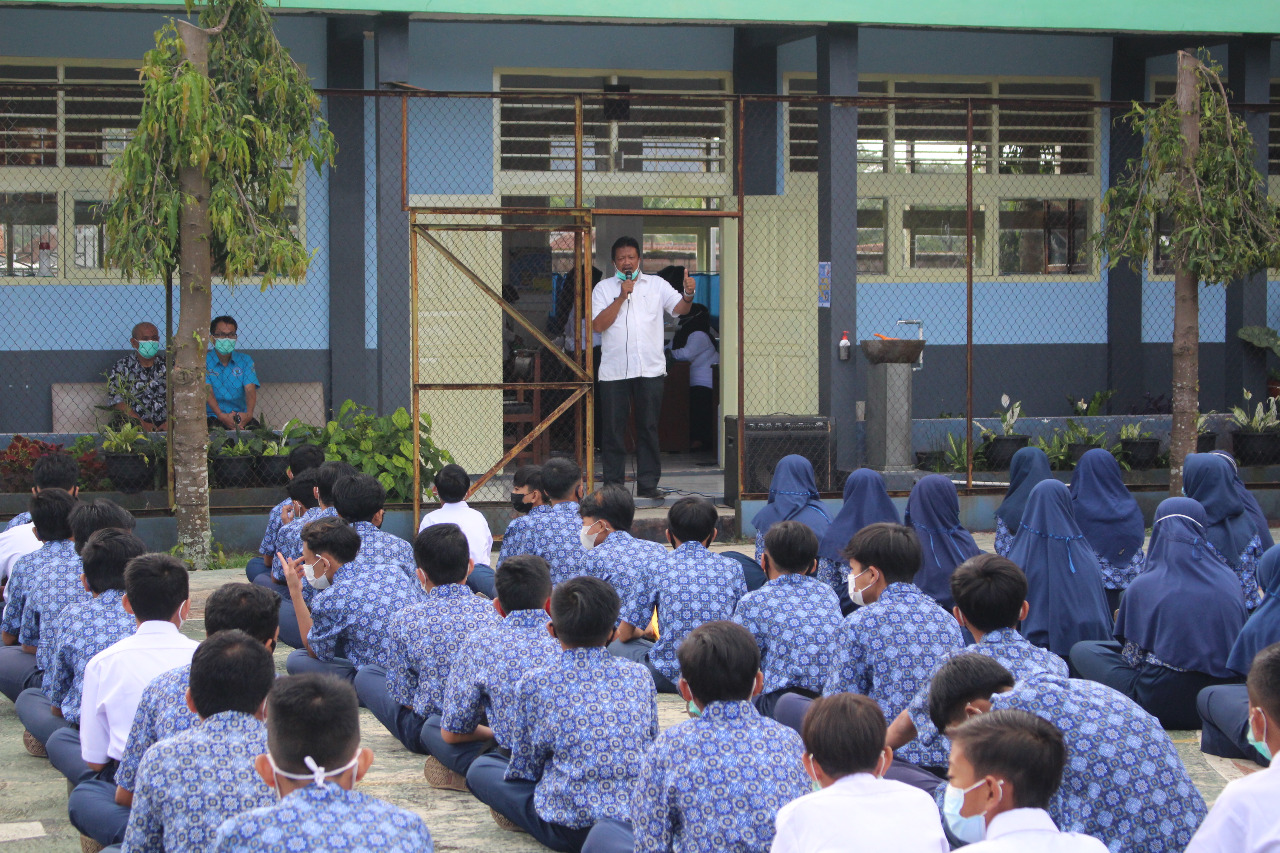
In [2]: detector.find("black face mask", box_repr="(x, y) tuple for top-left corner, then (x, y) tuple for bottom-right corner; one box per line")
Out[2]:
(511, 493), (530, 513)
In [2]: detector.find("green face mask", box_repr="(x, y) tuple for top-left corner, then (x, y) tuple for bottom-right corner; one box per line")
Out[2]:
(213, 338), (236, 355)
(1247, 711), (1272, 762)
(136, 340), (160, 359)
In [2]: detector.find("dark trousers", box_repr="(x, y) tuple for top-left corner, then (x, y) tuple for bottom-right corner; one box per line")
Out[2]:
(285, 649), (356, 684)
(250, 570), (286, 598)
(582, 819), (634, 853)
(1070, 640), (1233, 730)
(689, 385), (715, 451)
(15, 688), (71, 746)
(467, 564), (496, 599)
(353, 665), (429, 754)
(277, 597), (303, 649)
(420, 717), (493, 777)
(754, 687), (819, 720)
(0, 646), (41, 703)
(605, 638), (678, 693)
(466, 753), (593, 853)
(245, 556), (269, 583)
(1198, 683), (1270, 765)
(599, 377), (664, 492)
(68, 779), (130, 846)
(1105, 588), (1124, 614)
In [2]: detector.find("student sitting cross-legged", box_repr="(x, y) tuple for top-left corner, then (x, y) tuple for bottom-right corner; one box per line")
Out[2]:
(942, 709), (1108, 852)
(612, 496), (746, 693)
(584, 620), (809, 853)
(353, 523), (498, 788)
(15, 529), (146, 756)
(253, 469), (322, 598)
(212, 674), (435, 853)
(433, 554), (561, 779)
(575, 485), (666, 606)
(496, 458), (585, 585)
(770, 693), (948, 853)
(245, 441), (326, 585)
(420, 463), (497, 598)
(333, 473), (416, 578)
(467, 577), (659, 852)
(68, 582), (280, 850)
(731, 520), (843, 718)
(498, 464), (543, 554)
(120, 630), (277, 852)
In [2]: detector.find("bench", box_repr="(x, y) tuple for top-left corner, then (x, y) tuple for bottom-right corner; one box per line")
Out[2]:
(51, 382), (327, 433)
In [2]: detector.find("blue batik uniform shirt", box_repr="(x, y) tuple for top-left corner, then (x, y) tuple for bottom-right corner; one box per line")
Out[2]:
(124, 711), (274, 853)
(620, 541), (748, 683)
(307, 561), (423, 669)
(732, 573), (844, 694)
(213, 784), (434, 853)
(5, 512), (31, 531)
(631, 700), (808, 853)
(824, 582), (962, 767)
(501, 501), (584, 585)
(507, 646), (659, 828)
(116, 665), (198, 793)
(441, 609), (561, 747)
(2, 539), (81, 644)
(40, 589), (135, 722)
(258, 498), (290, 560)
(205, 350), (258, 416)
(991, 672), (1207, 852)
(349, 519), (416, 580)
(272, 506), (337, 581)
(575, 531), (666, 619)
(387, 583), (499, 717)
(497, 506), (547, 567)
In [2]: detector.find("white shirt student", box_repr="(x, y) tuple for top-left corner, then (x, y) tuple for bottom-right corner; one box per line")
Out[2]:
(1185, 699), (1280, 853)
(419, 500), (494, 568)
(963, 809), (1109, 853)
(0, 522), (40, 595)
(771, 772), (949, 853)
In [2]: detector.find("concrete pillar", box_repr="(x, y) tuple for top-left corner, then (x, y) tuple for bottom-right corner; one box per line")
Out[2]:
(733, 28), (779, 196)
(375, 14), (410, 415)
(1107, 39), (1147, 414)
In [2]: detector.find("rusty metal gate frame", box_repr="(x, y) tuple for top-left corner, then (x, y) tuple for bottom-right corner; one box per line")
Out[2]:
(409, 211), (595, 521)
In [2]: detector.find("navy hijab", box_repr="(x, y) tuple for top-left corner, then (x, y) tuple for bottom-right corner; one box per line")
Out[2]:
(904, 474), (981, 609)
(996, 447), (1053, 536)
(1211, 451), (1275, 550)
(1007, 479), (1113, 658)
(1227, 544), (1280, 675)
(1184, 453), (1258, 566)
(1115, 497), (1247, 678)
(752, 455), (832, 540)
(817, 469), (900, 562)
(1070, 448), (1146, 568)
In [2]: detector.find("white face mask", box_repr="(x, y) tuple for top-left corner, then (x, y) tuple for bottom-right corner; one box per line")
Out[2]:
(303, 557), (331, 591)
(847, 568), (871, 607)
(267, 752), (360, 799)
(579, 521), (603, 551)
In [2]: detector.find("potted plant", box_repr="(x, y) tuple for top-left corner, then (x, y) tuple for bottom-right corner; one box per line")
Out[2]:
(100, 423), (154, 493)
(1229, 390), (1280, 466)
(253, 418), (313, 486)
(1031, 431), (1071, 471)
(1196, 412), (1218, 453)
(982, 395), (1029, 470)
(1063, 419), (1107, 466)
(1118, 422), (1161, 470)
(1237, 326), (1280, 398)
(209, 430), (259, 488)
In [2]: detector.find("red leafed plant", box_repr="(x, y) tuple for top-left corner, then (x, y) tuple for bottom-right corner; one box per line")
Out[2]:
(0, 435), (111, 493)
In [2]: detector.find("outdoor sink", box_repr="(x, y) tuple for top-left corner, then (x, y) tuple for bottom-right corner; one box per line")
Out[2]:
(860, 338), (926, 364)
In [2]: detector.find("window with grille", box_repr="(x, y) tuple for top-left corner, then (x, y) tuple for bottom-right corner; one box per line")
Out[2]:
(0, 63), (142, 167)
(497, 73), (730, 174)
(998, 199), (1090, 274)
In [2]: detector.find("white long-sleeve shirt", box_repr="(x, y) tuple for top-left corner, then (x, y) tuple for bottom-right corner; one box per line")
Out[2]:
(771, 772), (949, 853)
(419, 500), (495, 568)
(1185, 761), (1280, 853)
(671, 330), (719, 389)
(963, 808), (1110, 853)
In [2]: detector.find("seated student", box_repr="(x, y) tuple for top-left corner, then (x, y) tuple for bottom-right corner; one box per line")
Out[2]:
(887, 554), (1069, 760)
(467, 577), (659, 852)
(770, 693), (948, 853)
(212, 674), (434, 852)
(1071, 498), (1247, 730)
(44, 554), (199, 786)
(993, 447), (1052, 558)
(751, 455), (832, 566)
(731, 521), (843, 717)
(927, 654), (1207, 851)
(943, 709), (1108, 852)
(246, 441), (326, 584)
(576, 485), (666, 609)
(281, 517), (423, 683)
(1070, 448), (1147, 612)
(15, 529), (146, 755)
(1211, 450), (1275, 550)
(421, 463), (496, 598)
(69, 499), (136, 554)
(612, 496), (747, 693)
(816, 469), (900, 611)
(1199, 545), (1280, 765)
(68, 583), (280, 850)
(496, 457), (584, 585)
(509, 464), (544, 516)
(435, 554), (561, 777)
(122, 630), (276, 852)
(585, 620), (808, 853)
(354, 523), (498, 786)
(271, 461), (355, 580)
(777, 523), (962, 771)
(205, 315), (260, 430)
(333, 473), (415, 578)
(4, 450), (80, 531)
(1186, 641), (1280, 853)
(0, 488), (81, 703)
(1185, 452), (1265, 609)
(905, 474), (982, 610)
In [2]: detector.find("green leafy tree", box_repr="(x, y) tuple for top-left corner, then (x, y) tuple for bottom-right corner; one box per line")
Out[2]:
(1093, 51), (1280, 493)
(102, 0), (335, 567)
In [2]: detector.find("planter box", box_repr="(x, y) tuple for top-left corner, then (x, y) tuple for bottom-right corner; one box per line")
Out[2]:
(1233, 432), (1280, 467)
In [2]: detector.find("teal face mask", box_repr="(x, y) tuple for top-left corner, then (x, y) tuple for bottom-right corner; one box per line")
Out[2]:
(615, 268), (638, 282)
(1247, 711), (1272, 761)
(213, 338), (236, 355)
(136, 340), (160, 359)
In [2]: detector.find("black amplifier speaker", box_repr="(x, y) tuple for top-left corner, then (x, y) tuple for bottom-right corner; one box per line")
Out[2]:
(723, 415), (834, 504)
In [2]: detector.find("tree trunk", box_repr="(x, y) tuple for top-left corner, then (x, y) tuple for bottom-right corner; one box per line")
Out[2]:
(173, 21), (213, 569)
(1170, 51), (1201, 496)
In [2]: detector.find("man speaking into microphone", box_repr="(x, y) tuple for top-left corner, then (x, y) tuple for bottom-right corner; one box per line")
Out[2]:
(591, 236), (695, 501)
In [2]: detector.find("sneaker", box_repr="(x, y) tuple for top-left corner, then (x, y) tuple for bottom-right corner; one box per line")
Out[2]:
(490, 808), (525, 833)
(636, 487), (665, 500)
(422, 756), (468, 792)
(22, 730), (46, 758)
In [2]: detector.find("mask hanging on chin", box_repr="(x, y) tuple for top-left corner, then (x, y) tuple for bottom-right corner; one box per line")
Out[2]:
(615, 268), (638, 282)
(579, 523), (602, 551)
(303, 559), (331, 591)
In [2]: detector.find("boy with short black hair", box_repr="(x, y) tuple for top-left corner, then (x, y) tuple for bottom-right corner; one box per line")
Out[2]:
(69, 499), (136, 554)
(1186, 642), (1280, 852)
(731, 520), (843, 717)
(435, 554), (561, 777)
(333, 473), (415, 578)
(247, 441), (326, 583)
(15, 529), (146, 753)
(510, 464), (544, 514)
(420, 463), (496, 598)
(944, 709), (1107, 851)
(614, 496), (746, 693)
(5, 451), (80, 530)
(770, 693), (948, 853)
(355, 522), (498, 790)
(123, 630), (277, 852)
(926, 654), (1206, 851)
(576, 485), (665, 611)
(267, 460), (353, 587)
(497, 457), (584, 584)
(467, 576), (658, 852)
(584, 620), (808, 853)
(213, 674), (434, 852)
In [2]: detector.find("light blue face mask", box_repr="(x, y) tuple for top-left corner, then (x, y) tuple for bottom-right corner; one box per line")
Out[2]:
(1248, 711), (1272, 761)
(615, 268), (638, 282)
(942, 779), (999, 844)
